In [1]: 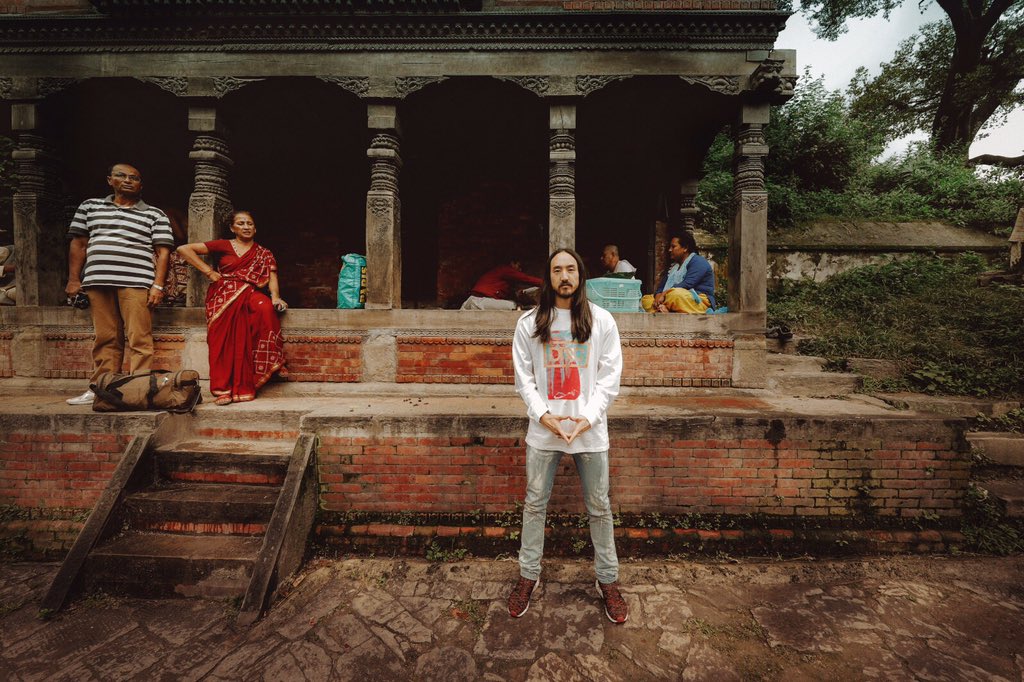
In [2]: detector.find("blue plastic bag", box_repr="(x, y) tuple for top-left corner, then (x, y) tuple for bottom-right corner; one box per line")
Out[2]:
(337, 253), (367, 309)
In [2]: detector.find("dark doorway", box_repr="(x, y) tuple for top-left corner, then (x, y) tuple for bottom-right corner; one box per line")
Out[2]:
(222, 79), (367, 309)
(401, 78), (549, 307)
(577, 77), (732, 288)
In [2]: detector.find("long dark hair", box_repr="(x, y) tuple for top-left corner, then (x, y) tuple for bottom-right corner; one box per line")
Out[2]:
(532, 248), (593, 344)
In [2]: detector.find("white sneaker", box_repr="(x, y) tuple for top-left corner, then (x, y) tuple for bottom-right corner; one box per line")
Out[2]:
(66, 389), (95, 406)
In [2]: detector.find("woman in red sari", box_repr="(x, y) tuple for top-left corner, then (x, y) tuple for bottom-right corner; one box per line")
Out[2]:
(177, 211), (287, 405)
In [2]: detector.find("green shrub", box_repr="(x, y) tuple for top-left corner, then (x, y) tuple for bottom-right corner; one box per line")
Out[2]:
(769, 253), (1024, 398)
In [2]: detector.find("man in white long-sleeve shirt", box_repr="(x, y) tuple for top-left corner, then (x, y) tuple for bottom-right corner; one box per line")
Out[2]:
(507, 248), (628, 624)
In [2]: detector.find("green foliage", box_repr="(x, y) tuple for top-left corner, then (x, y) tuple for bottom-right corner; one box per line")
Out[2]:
(800, 0), (1024, 154)
(765, 73), (885, 193)
(973, 408), (1024, 434)
(425, 541), (469, 563)
(768, 253), (1024, 398)
(961, 485), (1024, 555)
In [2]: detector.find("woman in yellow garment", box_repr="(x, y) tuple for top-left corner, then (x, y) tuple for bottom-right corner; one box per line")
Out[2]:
(641, 231), (716, 314)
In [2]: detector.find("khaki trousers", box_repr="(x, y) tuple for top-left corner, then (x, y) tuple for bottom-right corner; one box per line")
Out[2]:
(85, 287), (153, 383)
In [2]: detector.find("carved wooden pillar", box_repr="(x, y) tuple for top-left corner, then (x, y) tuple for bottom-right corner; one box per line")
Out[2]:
(11, 102), (65, 306)
(186, 103), (233, 306)
(548, 103), (577, 253)
(680, 179), (700, 232)
(365, 102), (402, 309)
(729, 104), (769, 315)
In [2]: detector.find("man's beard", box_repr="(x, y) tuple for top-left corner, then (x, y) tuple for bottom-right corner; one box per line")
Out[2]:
(556, 282), (576, 301)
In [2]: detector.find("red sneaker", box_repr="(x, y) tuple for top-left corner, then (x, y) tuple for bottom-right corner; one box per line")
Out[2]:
(596, 579), (628, 624)
(507, 576), (539, 618)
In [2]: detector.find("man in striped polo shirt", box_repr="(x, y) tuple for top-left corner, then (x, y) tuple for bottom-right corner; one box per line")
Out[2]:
(64, 163), (175, 405)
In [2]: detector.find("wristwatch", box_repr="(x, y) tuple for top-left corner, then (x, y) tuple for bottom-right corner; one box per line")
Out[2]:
(151, 284), (164, 291)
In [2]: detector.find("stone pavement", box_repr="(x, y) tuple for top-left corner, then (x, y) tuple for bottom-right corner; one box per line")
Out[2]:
(2, 555), (1023, 681)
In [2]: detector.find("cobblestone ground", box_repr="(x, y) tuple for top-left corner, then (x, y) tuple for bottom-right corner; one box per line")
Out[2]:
(2, 555), (1023, 681)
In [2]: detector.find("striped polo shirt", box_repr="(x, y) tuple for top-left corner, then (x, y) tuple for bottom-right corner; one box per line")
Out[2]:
(67, 195), (175, 289)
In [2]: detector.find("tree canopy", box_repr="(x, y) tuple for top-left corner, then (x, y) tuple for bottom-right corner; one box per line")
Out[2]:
(799, 0), (1024, 161)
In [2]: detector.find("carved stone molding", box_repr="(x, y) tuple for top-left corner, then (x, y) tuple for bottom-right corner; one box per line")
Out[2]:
(498, 76), (549, 96)
(679, 75), (740, 96)
(367, 132), (402, 194)
(395, 76), (447, 98)
(741, 194), (767, 213)
(733, 123), (767, 197)
(189, 134), (233, 201)
(680, 191), (699, 231)
(0, 78), (11, 99)
(0, 14), (791, 54)
(37, 78), (78, 97)
(213, 76), (265, 98)
(317, 76), (370, 96)
(575, 75), (630, 96)
(550, 198), (575, 218)
(136, 76), (188, 97)
(749, 58), (794, 101)
(13, 133), (61, 196)
(368, 196), (393, 217)
(549, 129), (575, 197)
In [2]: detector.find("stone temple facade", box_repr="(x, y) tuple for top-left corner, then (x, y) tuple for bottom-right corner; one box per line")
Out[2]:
(0, 0), (795, 388)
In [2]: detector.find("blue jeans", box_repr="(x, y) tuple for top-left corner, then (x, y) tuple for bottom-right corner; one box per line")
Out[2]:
(518, 445), (619, 584)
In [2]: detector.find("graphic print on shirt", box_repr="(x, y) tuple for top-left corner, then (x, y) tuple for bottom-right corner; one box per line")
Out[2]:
(545, 330), (589, 400)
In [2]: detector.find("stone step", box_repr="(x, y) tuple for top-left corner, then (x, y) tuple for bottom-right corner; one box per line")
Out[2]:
(766, 355), (861, 396)
(154, 440), (292, 486)
(966, 432), (1024, 467)
(766, 371), (862, 396)
(82, 532), (261, 598)
(768, 354), (825, 372)
(124, 482), (279, 535)
(976, 480), (1024, 518)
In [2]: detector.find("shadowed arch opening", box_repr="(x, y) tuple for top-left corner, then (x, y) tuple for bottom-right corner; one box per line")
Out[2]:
(577, 77), (734, 287)
(400, 77), (549, 307)
(222, 78), (367, 309)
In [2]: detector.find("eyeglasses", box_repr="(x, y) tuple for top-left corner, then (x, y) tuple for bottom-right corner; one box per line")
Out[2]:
(110, 172), (142, 182)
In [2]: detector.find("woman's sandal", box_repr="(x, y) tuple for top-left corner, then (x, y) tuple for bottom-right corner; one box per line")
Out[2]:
(214, 395), (233, 406)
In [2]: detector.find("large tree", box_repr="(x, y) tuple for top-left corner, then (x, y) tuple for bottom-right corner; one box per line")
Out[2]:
(800, 0), (1024, 162)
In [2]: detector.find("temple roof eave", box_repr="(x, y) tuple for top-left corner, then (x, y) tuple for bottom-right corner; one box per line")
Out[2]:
(0, 10), (793, 54)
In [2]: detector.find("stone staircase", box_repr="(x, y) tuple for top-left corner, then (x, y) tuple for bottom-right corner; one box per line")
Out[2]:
(80, 439), (292, 599)
(43, 428), (317, 624)
(969, 432), (1024, 517)
(765, 353), (862, 397)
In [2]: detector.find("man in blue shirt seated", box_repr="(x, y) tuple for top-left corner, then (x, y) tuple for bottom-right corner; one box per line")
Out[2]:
(641, 230), (716, 314)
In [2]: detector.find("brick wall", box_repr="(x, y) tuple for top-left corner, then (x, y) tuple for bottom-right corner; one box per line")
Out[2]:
(397, 336), (515, 384)
(0, 414), (157, 557)
(40, 332), (188, 379)
(316, 415), (969, 519)
(395, 335), (734, 386)
(282, 335), (362, 382)
(621, 338), (732, 387)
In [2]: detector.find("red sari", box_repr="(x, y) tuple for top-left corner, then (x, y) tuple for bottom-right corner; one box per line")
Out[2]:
(204, 240), (286, 402)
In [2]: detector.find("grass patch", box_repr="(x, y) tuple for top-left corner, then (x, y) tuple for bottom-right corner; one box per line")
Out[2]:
(768, 253), (1024, 398)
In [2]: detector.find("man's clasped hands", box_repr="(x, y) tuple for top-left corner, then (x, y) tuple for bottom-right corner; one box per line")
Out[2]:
(539, 412), (592, 445)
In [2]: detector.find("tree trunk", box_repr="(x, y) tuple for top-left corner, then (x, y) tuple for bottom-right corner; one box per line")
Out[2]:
(931, 25), (985, 156)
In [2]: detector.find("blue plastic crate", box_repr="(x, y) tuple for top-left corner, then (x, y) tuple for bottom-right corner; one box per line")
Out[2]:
(586, 277), (642, 312)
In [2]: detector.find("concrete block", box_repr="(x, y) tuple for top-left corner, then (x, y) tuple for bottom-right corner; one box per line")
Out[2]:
(967, 433), (1024, 467)
(11, 326), (47, 377)
(362, 331), (397, 383)
(731, 335), (766, 388)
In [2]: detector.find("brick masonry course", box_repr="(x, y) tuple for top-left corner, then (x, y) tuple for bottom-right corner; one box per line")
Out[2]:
(0, 405), (970, 558)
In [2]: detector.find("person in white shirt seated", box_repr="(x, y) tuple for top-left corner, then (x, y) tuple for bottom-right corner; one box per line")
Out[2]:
(599, 244), (636, 278)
